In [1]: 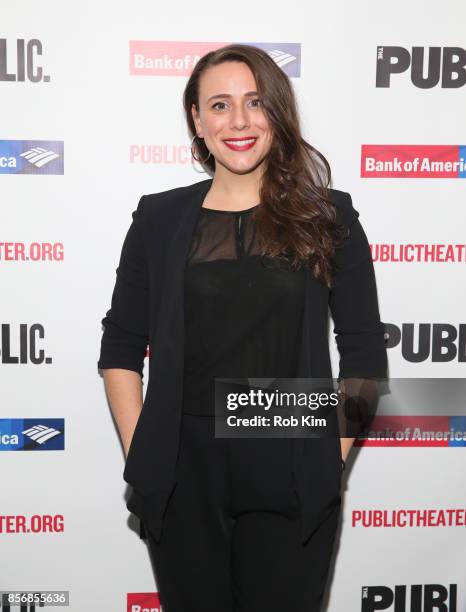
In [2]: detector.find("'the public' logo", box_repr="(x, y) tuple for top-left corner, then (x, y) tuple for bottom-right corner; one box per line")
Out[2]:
(0, 38), (50, 83)
(0, 323), (52, 365)
(362, 584), (457, 611)
(385, 323), (466, 362)
(376, 46), (465, 88)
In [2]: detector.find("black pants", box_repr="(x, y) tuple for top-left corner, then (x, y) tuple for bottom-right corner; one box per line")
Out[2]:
(146, 413), (341, 612)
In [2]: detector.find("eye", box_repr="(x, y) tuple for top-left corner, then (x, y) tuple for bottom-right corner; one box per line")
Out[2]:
(212, 101), (227, 110)
(211, 99), (262, 110)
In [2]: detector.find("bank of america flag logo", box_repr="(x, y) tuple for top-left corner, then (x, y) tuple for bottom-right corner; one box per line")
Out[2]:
(0, 418), (65, 450)
(268, 49), (297, 68)
(244, 43), (301, 77)
(22, 424), (62, 444)
(20, 147), (60, 169)
(0, 139), (64, 174)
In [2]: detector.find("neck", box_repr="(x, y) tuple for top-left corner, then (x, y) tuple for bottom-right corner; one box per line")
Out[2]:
(210, 164), (263, 206)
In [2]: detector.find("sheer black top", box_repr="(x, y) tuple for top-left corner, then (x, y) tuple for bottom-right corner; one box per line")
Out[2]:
(182, 204), (307, 416)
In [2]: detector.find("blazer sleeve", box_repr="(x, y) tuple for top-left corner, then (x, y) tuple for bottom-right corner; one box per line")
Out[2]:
(328, 191), (388, 382)
(97, 195), (149, 378)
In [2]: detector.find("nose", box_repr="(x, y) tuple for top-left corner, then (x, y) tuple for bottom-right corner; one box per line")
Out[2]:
(229, 103), (250, 130)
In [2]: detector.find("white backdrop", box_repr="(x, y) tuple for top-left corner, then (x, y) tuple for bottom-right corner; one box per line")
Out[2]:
(1, 0), (465, 610)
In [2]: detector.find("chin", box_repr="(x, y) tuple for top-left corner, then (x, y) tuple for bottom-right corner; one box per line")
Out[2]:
(225, 157), (265, 175)
(228, 165), (261, 175)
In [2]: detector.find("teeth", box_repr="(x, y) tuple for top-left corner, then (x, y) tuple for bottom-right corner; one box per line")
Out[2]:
(224, 138), (256, 146)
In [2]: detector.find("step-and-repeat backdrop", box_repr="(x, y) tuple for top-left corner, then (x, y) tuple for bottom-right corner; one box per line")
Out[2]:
(1, 0), (465, 610)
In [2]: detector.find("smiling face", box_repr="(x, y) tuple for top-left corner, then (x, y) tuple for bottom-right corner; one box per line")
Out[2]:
(191, 61), (273, 176)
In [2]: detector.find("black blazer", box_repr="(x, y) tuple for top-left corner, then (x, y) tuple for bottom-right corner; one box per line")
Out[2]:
(97, 177), (387, 544)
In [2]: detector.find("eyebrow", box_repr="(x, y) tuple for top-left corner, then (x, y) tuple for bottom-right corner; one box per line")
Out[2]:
(206, 91), (259, 103)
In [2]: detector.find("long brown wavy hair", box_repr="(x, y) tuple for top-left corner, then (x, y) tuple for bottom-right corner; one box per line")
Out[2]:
(183, 44), (347, 287)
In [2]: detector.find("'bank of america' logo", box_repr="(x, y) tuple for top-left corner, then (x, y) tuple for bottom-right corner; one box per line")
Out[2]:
(245, 43), (301, 77)
(129, 41), (301, 78)
(0, 140), (64, 174)
(22, 424), (62, 444)
(20, 147), (60, 169)
(0, 418), (65, 450)
(268, 49), (297, 68)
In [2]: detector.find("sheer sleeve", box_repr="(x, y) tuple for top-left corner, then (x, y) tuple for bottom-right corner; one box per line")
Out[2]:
(97, 195), (149, 378)
(329, 191), (388, 436)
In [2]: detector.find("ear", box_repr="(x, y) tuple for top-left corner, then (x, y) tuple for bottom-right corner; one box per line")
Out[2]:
(191, 103), (203, 138)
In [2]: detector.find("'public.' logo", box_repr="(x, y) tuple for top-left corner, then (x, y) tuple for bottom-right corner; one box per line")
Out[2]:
(0, 38), (50, 82)
(0, 323), (52, 365)
(376, 46), (465, 88)
(384, 323), (466, 363)
(362, 583), (457, 611)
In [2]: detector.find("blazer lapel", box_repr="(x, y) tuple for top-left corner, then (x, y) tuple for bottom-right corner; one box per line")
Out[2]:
(152, 176), (213, 366)
(143, 178), (213, 491)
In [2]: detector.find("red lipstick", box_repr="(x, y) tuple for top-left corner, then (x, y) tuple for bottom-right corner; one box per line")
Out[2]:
(223, 137), (257, 151)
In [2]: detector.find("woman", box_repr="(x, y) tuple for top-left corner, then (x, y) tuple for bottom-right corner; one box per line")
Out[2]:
(98, 44), (387, 611)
